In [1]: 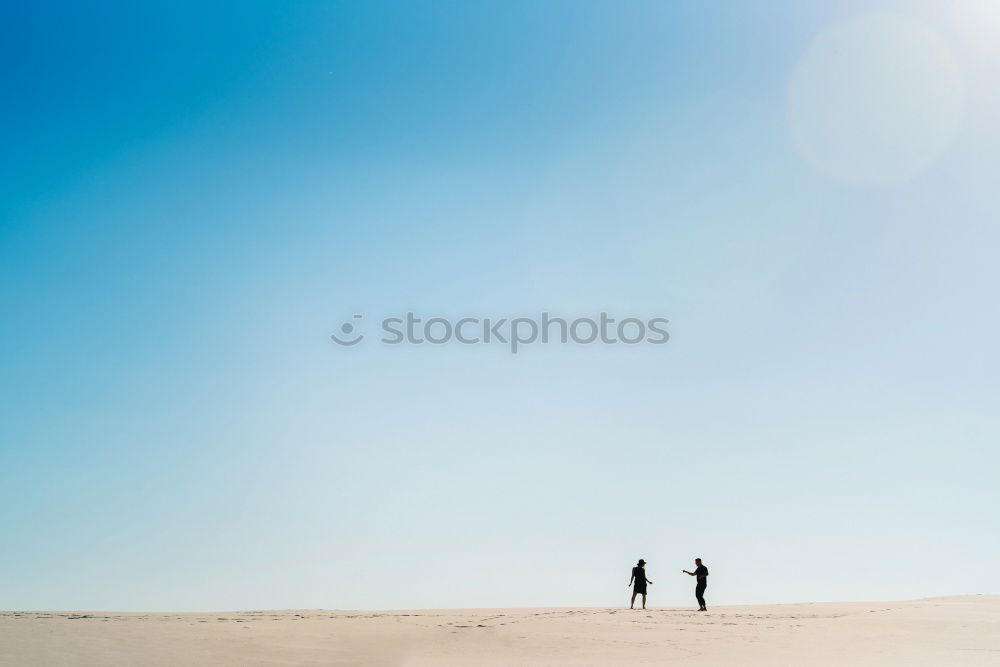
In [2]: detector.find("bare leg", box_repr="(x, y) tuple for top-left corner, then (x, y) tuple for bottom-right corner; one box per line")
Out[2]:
(641, 593), (647, 609)
(630, 592), (637, 609)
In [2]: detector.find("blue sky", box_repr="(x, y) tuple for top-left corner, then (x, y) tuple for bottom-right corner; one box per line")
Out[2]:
(2, 0), (998, 611)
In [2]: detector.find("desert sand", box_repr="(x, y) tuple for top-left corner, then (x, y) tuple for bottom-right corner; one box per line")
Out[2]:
(1, 596), (997, 666)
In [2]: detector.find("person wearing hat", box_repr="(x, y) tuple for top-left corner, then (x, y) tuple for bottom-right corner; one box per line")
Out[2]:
(628, 559), (653, 609)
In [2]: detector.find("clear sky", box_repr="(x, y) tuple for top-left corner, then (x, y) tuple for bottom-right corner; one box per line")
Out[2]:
(2, 0), (998, 611)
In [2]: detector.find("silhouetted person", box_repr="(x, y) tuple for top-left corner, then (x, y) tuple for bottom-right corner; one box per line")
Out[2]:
(628, 559), (652, 609)
(682, 558), (709, 611)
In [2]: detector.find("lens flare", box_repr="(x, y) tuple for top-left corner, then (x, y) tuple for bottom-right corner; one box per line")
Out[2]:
(788, 12), (965, 186)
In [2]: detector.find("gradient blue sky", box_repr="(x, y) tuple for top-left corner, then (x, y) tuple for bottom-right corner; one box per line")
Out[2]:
(2, 0), (998, 611)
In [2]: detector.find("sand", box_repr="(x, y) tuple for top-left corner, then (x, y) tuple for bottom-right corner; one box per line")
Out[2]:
(1, 596), (997, 666)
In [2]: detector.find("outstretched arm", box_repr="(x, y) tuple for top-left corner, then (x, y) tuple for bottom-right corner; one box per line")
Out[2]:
(682, 570), (694, 576)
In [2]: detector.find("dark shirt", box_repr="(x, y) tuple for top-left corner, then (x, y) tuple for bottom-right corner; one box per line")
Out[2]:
(695, 565), (708, 581)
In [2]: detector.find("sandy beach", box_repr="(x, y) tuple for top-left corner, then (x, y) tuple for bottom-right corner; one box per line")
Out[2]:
(1, 596), (996, 666)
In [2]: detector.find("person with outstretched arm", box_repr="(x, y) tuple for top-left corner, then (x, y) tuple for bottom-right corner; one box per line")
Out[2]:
(682, 558), (709, 611)
(628, 559), (653, 609)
